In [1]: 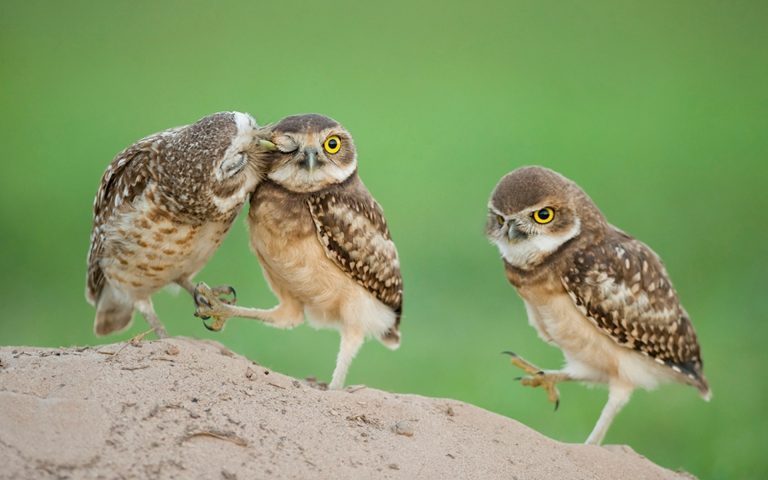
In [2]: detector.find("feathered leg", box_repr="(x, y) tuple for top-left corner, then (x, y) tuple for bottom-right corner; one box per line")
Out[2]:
(585, 383), (633, 445)
(329, 328), (365, 390)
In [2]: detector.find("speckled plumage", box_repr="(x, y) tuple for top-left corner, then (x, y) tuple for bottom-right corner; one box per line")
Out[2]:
(307, 186), (403, 319)
(487, 166), (709, 445)
(193, 114), (403, 389)
(561, 233), (705, 386)
(86, 112), (269, 336)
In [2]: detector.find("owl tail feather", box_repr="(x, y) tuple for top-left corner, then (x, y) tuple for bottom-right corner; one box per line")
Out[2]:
(379, 326), (401, 350)
(94, 285), (134, 336)
(698, 378), (712, 402)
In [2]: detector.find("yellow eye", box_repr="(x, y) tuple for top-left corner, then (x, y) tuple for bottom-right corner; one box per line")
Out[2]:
(532, 207), (555, 224)
(323, 135), (341, 154)
(496, 214), (505, 226)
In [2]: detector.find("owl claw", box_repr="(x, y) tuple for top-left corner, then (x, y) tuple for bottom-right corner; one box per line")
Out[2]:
(194, 285), (212, 310)
(208, 285), (237, 305)
(193, 294), (211, 320)
(193, 282), (230, 332)
(518, 373), (562, 410)
(202, 318), (220, 331)
(504, 351), (562, 410)
(198, 311), (227, 332)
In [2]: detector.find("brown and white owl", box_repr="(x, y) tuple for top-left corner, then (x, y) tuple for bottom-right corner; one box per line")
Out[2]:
(486, 166), (710, 445)
(86, 112), (273, 337)
(193, 113), (403, 389)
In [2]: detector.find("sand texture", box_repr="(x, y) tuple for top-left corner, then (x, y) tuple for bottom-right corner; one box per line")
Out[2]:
(0, 338), (691, 479)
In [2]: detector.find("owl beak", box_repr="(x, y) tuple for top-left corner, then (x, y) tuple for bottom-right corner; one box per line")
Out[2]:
(258, 139), (277, 151)
(507, 224), (527, 241)
(304, 148), (318, 173)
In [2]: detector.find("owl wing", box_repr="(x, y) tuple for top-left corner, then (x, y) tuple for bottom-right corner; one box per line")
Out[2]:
(85, 131), (172, 304)
(307, 184), (403, 321)
(560, 227), (706, 388)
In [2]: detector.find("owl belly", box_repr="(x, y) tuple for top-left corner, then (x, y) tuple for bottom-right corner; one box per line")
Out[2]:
(101, 197), (233, 300)
(249, 199), (395, 336)
(521, 292), (671, 389)
(250, 223), (347, 311)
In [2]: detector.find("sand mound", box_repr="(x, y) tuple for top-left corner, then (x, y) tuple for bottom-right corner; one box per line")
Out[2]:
(0, 338), (690, 479)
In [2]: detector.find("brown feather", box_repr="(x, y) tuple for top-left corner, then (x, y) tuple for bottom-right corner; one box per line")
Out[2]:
(560, 227), (708, 391)
(85, 135), (163, 304)
(306, 179), (403, 322)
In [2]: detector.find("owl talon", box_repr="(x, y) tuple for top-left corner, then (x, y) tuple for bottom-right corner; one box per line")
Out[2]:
(518, 373), (561, 409)
(194, 283), (213, 309)
(202, 317), (226, 332)
(208, 285), (237, 305)
(504, 351), (562, 409)
(193, 286), (211, 319)
(503, 351), (544, 376)
(193, 282), (232, 332)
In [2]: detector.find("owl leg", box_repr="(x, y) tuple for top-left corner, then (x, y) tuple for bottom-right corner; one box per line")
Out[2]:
(177, 278), (236, 305)
(503, 352), (572, 410)
(177, 278), (197, 295)
(135, 299), (168, 338)
(585, 383), (633, 445)
(328, 328), (365, 390)
(193, 282), (303, 332)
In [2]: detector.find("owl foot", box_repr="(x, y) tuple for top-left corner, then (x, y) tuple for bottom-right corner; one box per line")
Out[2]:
(207, 285), (237, 305)
(519, 373), (562, 410)
(503, 351), (563, 411)
(193, 282), (235, 332)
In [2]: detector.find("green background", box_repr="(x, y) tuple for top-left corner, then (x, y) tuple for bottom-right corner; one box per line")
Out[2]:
(1, 1), (766, 477)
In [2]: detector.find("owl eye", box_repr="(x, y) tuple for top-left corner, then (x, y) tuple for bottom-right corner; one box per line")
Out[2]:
(323, 135), (342, 154)
(496, 214), (505, 226)
(532, 207), (555, 224)
(223, 152), (247, 176)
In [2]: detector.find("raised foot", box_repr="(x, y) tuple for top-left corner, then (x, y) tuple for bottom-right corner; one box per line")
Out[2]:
(193, 282), (236, 332)
(503, 351), (562, 411)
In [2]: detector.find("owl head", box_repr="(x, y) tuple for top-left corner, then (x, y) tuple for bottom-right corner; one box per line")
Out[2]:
(486, 166), (604, 269)
(159, 111), (271, 216)
(260, 113), (358, 193)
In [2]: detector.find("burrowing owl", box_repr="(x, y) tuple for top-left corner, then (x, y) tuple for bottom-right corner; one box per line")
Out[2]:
(194, 113), (403, 389)
(86, 112), (273, 338)
(486, 166), (710, 445)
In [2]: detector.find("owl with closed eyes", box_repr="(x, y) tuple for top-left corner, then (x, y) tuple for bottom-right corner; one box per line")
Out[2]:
(86, 112), (272, 338)
(194, 114), (403, 389)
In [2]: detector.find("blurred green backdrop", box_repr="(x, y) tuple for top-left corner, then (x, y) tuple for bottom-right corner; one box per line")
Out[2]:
(1, 1), (766, 477)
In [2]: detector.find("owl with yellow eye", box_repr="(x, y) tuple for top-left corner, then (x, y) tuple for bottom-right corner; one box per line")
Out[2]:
(194, 113), (403, 390)
(486, 166), (709, 445)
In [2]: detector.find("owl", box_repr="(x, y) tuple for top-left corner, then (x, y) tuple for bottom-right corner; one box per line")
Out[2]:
(193, 113), (403, 390)
(486, 166), (710, 445)
(86, 112), (273, 338)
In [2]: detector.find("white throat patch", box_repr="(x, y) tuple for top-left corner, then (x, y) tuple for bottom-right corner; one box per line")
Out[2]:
(495, 218), (581, 269)
(268, 160), (356, 193)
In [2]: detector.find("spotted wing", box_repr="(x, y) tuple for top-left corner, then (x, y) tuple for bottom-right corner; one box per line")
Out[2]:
(307, 185), (403, 320)
(85, 132), (169, 304)
(560, 228), (706, 389)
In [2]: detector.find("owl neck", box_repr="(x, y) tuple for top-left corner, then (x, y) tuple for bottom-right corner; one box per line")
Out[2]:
(261, 170), (359, 196)
(503, 224), (605, 288)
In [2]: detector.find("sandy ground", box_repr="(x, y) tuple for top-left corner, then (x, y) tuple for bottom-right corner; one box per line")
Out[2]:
(0, 338), (691, 479)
